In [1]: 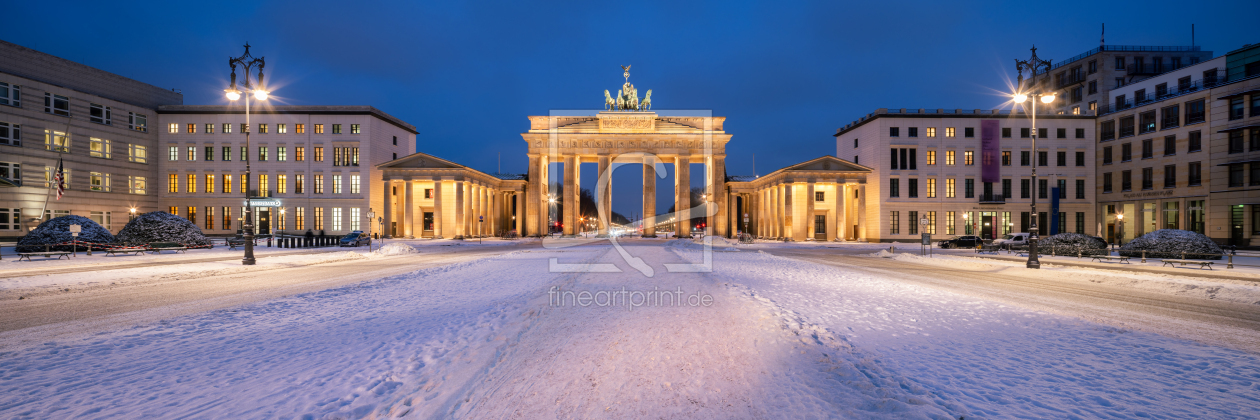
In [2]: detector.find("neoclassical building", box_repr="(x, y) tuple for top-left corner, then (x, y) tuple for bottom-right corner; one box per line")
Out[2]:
(377, 153), (524, 239)
(727, 156), (871, 241)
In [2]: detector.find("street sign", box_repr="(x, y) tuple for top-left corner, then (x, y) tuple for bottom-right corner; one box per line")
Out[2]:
(920, 218), (928, 225)
(69, 224), (81, 233)
(921, 233), (931, 245)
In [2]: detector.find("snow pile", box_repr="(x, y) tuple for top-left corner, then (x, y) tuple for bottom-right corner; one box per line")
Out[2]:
(16, 215), (114, 252)
(1120, 229), (1223, 260)
(1039, 232), (1108, 256)
(373, 242), (418, 256)
(115, 211), (211, 246)
(664, 237), (739, 252)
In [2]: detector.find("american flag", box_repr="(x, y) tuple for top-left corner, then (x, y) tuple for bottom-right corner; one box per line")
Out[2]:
(54, 158), (65, 200)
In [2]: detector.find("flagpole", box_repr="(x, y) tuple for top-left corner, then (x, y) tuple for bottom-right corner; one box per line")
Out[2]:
(36, 116), (71, 226)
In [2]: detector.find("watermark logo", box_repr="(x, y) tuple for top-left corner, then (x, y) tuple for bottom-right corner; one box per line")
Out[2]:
(548, 286), (714, 310)
(540, 109), (719, 277)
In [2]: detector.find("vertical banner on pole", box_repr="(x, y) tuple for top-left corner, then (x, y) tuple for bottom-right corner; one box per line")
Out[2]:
(1050, 187), (1061, 235)
(980, 120), (1000, 184)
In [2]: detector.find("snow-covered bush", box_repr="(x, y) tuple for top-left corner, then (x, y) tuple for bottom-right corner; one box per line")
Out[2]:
(1038, 232), (1108, 256)
(115, 211), (211, 247)
(16, 215), (115, 252)
(1119, 229), (1222, 260)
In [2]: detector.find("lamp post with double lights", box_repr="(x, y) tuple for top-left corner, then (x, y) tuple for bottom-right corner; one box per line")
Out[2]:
(225, 43), (270, 265)
(1012, 46), (1055, 269)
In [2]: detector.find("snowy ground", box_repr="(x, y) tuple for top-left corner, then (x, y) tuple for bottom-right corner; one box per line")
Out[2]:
(1, 239), (1258, 418)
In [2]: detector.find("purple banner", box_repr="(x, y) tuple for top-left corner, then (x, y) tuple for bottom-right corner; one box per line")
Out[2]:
(980, 120), (1000, 184)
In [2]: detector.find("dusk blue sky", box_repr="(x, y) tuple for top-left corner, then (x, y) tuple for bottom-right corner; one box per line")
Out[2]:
(5, 0), (1258, 217)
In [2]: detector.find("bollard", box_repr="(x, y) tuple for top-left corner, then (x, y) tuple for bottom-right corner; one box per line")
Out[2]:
(1228, 254), (1234, 269)
(889, 246), (894, 254)
(1141, 250), (1147, 263)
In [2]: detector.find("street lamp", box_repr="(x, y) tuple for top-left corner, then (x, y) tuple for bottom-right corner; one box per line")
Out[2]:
(129, 207), (137, 221)
(225, 43), (269, 266)
(1013, 46), (1055, 269)
(366, 208), (376, 251)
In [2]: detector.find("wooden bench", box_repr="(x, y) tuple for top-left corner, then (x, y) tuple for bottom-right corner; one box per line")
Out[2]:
(17, 252), (72, 261)
(1090, 255), (1130, 264)
(106, 247), (148, 256)
(148, 242), (188, 254)
(1161, 259), (1215, 270)
(226, 239), (247, 250)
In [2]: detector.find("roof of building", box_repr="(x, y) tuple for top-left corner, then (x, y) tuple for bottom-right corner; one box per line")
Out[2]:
(1036, 45), (1206, 75)
(157, 105), (418, 134)
(833, 108), (1095, 137)
(0, 40), (183, 109)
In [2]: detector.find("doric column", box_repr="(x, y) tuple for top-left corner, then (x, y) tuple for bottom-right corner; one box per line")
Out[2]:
(404, 180), (415, 238)
(805, 182), (816, 240)
(433, 179), (444, 238)
(835, 183), (846, 241)
(784, 183), (796, 241)
(526, 155), (540, 236)
(454, 180), (465, 238)
(675, 155), (690, 237)
(382, 180), (393, 238)
(514, 192), (523, 235)
(563, 155), (577, 236)
(643, 156), (657, 237)
(857, 184), (867, 240)
(768, 186), (776, 238)
(465, 182), (474, 237)
(713, 156), (727, 237)
(597, 154), (611, 236)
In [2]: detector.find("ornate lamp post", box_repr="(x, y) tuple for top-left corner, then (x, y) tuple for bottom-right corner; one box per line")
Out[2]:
(225, 43), (270, 265)
(1116, 213), (1125, 246)
(366, 208), (376, 251)
(1012, 46), (1055, 269)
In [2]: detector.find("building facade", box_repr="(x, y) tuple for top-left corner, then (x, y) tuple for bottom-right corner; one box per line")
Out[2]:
(1207, 43), (1260, 246)
(0, 40), (183, 238)
(835, 109), (1097, 242)
(1093, 57), (1224, 244)
(155, 106), (417, 237)
(726, 156), (871, 241)
(377, 153), (526, 239)
(1030, 44), (1211, 116)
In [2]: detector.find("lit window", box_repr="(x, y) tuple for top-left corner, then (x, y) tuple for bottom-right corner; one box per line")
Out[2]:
(964, 151), (974, 166)
(277, 146), (287, 161)
(926, 178), (936, 198)
(350, 124), (360, 134)
(187, 123), (195, 134)
(186, 146), (196, 161)
(223, 123), (232, 134)
(351, 174), (360, 194)
(205, 123), (214, 133)
(187, 174), (196, 193)
(90, 138), (111, 158)
(314, 124), (324, 134)
(296, 124), (305, 134)
(332, 124), (342, 134)
(130, 176), (147, 194)
(206, 174), (215, 193)
(925, 127), (936, 138)
(333, 175), (342, 194)
(44, 130), (69, 152)
(130, 144), (148, 163)
(169, 123), (179, 134)
(259, 124), (268, 134)
(278, 123), (287, 134)
(90, 172), (109, 192)
(168, 174), (179, 193)
(945, 150), (955, 166)
(169, 146), (178, 161)
(925, 150), (936, 165)
(945, 127), (955, 138)
(278, 174), (287, 194)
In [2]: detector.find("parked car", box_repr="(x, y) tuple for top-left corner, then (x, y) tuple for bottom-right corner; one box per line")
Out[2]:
(993, 233), (1030, 249)
(339, 231), (371, 247)
(937, 235), (984, 249)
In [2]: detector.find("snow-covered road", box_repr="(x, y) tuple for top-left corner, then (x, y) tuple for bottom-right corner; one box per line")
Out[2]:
(1, 240), (1258, 419)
